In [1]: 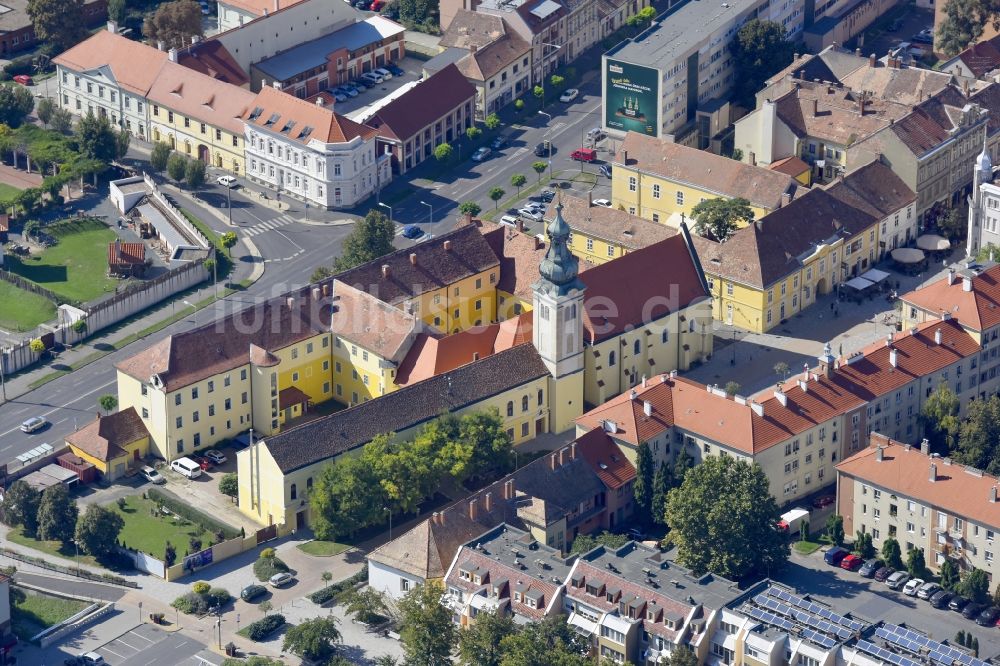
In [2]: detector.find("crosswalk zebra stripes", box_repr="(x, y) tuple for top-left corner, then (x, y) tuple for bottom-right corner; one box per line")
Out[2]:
(241, 214), (296, 237)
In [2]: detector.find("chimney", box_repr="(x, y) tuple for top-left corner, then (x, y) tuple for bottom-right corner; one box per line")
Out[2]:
(381, 264), (390, 279)
(444, 240), (453, 251)
(794, 52), (800, 60)
(876, 446), (884, 462)
(484, 492), (493, 512)
(935, 328), (942, 345)
(921, 439), (930, 455)
(157, 40), (165, 51)
(963, 275), (973, 292)
(869, 53), (877, 68)
(623, 150), (628, 164)
(107, 20), (117, 33)
(516, 219), (524, 232)
(471, 44), (478, 53)
(504, 479), (514, 500)
(534, 235), (545, 250)
(409, 252), (417, 266)
(272, 81), (282, 90)
(570, 442), (577, 460)
(588, 191), (593, 207)
(315, 96), (325, 106)
(191, 35), (200, 45)
(855, 47), (862, 57)
(750, 401), (764, 417)
(469, 497), (479, 520)
(643, 400), (653, 417)
(322, 282), (330, 296)
(559, 447), (567, 467)
(286, 296), (295, 309)
(274, 0), (280, 10)
(550, 453), (558, 470)
(749, 151), (756, 166)
(992, 487), (998, 503)
(642, 376), (647, 388)
(929, 463), (938, 482)
(630, 389), (638, 401)
(889, 347), (898, 368)
(775, 387), (788, 407)
(439, 512), (445, 525)
(168, 48), (178, 63)
(946, 268), (956, 285)
(311, 286), (320, 300)
(431, 511), (439, 525)
(858, 98), (866, 116)
(812, 99), (819, 117)
(781, 192), (792, 208)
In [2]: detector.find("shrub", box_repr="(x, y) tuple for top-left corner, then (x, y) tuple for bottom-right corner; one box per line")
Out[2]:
(260, 547), (276, 559)
(307, 565), (368, 605)
(243, 613), (285, 641)
(253, 554), (289, 582)
(146, 489), (239, 539)
(171, 586), (232, 615)
(192, 581), (211, 595)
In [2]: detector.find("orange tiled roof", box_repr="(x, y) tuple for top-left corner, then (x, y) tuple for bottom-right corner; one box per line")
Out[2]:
(54, 30), (168, 96)
(65, 407), (150, 462)
(573, 428), (636, 489)
(146, 61), (256, 135)
(900, 264), (1000, 333)
(243, 86), (376, 144)
(837, 434), (1000, 529)
(108, 241), (145, 266)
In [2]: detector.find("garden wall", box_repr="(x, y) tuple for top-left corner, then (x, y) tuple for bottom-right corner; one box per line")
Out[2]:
(120, 549), (166, 578)
(163, 532), (259, 582)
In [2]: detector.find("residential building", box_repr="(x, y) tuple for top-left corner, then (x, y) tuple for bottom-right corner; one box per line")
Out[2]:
(216, 0), (309, 32)
(242, 86), (391, 209)
(364, 64), (476, 174)
(248, 16), (406, 95)
(838, 433), (1000, 575)
(900, 260), (1000, 346)
(601, 0), (804, 145)
(368, 429), (635, 599)
(940, 32), (1000, 82)
(802, 0), (902, 51)
(64, 408), (152, 481)
(824, 159), (918, 254)
(443, 524), (576, 626)
(0, 0), (107, 56)
(564, 541), (742, 664)
(966, 147), (999, 258)
(611, 132), (799, 229)
(54, 25), (168, 140)
(542, 193), (677, 266)
(146, 61), (256, 174)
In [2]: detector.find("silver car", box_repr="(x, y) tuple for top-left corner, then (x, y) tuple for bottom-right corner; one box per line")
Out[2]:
(20, 416), (47, 433)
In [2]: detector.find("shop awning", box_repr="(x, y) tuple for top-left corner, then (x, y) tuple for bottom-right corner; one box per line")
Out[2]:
(860, 268), (891, 283)
(844, 277), (875, 291)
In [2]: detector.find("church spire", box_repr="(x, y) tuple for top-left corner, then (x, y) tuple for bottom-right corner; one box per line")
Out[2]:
(536, 201), (584, 296)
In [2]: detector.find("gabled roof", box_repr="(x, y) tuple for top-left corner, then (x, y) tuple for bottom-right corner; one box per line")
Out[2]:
(456, 31), (532, 82)
(439, 9), (507, 50)
(889, 86), (978, 157)
(65, 407), (150, 462)
(616, 133), (798, 211)
(824, 160), (916, 218)
(243, 86), (375, 145)
(329, 280), (420, 362)
(177, 40), (249, 86)
(573, 428), (636, 490)
(221, 0), (308, 16)
(900, 263), (1000, 332)
(146, 61), (256, 135)
(54, 30), (168, 96)
(767, 156), (811, 178)
(772, 81), (908, 146)
(953, 34), (1000, 79)
(543, 194), (676, 251)
(837, 435), (1000, 530)
(108, 241), (145, 266)
(368, 64), (475, 143)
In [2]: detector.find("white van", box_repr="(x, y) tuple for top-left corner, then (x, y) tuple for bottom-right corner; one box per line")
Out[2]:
(170, 457), (202, 479)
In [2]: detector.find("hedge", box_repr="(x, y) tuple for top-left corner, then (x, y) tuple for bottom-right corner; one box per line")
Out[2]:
(252, 554), (289, 582)
(243, 613), (285, 641)
(308, 565), (368, 605)
(171, 587), (232, 615)
(147, 488), (240, 539)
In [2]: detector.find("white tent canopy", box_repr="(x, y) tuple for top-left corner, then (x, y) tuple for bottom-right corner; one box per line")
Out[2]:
(861, 268), (891, 283)
(845, 276), (875, 290)
(891, 248), (925, 264)
(917, 234), (951, 251)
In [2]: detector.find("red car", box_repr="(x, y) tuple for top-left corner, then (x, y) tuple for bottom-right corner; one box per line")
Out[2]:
(840, 554), (863, 571)
(370, 0), (385, 9)
(570, 148), (597, 162)
(12, 75), (32, 86)
(193, 456), (214, 471)
(813, 495), (835, 509)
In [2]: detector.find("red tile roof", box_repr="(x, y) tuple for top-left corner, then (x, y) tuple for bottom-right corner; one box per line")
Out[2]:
(65, 407), (150, 462)
(244, 86), (375, 144)
(278, 385), (310, 410)
(900, 264), (1000, 333)
(54, 30), (168, 96)
(955, 34), (1000, 78)
(108, 241), (145, 266)
(367, 64), (475, 143)
(573, 428), (636, 490)
(178, 40), (249, 86)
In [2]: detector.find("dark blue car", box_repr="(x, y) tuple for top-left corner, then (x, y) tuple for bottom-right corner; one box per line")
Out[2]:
(402, 225), (423, 239)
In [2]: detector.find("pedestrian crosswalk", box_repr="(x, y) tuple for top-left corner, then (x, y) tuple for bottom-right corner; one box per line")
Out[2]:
(242, 214), (296, 237)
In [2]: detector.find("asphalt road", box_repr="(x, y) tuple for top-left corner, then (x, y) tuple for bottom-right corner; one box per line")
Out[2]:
(14, 573), (127, 602)
(93, 625), (208, 666)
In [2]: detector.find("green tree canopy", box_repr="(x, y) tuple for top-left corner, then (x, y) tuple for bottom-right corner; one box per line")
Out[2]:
(920, 384), (961, 454)
(691, 197), (754, 242)
(498, 615), (591, 666)
(458, 609), (516, 666)
(36, 484), (78, 544)
(940, 559), (960, 590)
(569, 531), (629, 555)
(633, 442), (654, 525)
(665, 456), (788, 578)
(35, 98), (55, 127)
(433, 142), (453, 161)
(532, 161), (548, 181)
(75, 112), (118, 164)
(458, 201), (482, 217)
(398, 582), (455, 666)
(488, 186), (505, 209)
(0, 85), (35, 128)
(167, 153), (188, 181)
(882, 536), (903, 569)
(953, 395), (1000, 474)
(27, 0), (86, 51)
(218, 473), (238, 498)
(150, 142), (172, 172)
(937, 0), (995, 56)
(331, 208), (395, 273)
(281, 616), (341, 662)
(143, 0), (204, 49)
(396, 0), (439, 29)
(511, 173), (527, 194)
(651, 460), (671, 525)
(98, 394), (118, 414)
(670, 646), (699, 666)
(958, 568), (991, 604)
(0, 480), (41, 536)
(626, 6), (656, 29)
(730, 19), (796, 109)
(344, 587), (389, 625)
(906, 546), (928, 579)
(485, 113), (501, 130)
(50, 108), (73, 134)
(75, 504), (124, 559)
(185, 158), (206, 188)
(853, 531), (875, 559)
(825, 514), (844, 546)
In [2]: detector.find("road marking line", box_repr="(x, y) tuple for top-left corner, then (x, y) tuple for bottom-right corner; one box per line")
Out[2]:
(118, 639), (140, 650)
(101, 646), (127, 658)
(132, 631), (156, 643)
(0, 378), (116, 440)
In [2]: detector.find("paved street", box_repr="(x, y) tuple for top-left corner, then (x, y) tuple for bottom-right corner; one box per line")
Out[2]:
(93, 624), (207, 666)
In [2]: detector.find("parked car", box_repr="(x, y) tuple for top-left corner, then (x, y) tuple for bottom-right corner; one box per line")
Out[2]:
(534, 140), (551, 157)
(930, 590), (955, 609)
(917, 582), (942, 600)
(491, 135), (508, 150)
(839, 554), (863, 571)
(269, 572), (295, 587)
(812, 495), (836, 509)
(499, 214), (519, 227)
(342, 82), (362, 95)
(331, 90), (348, 103)
(518, 207), (543, 222)
(873, 566), (894, 582)
(913, 27), (934, 44)
(204, 450), (227, 465)
(599, 164), (612, 178)
(539, 189), (555, 202)
(216, 175), (238, 188)
(370, 0), (386, 10)
(386, 63), (404, 77)
(350, 80), (367, 92)
(949, 596), (971, 612)
(401, 225), (423, 239)
(885, 571), (910, 590)
(361, 72), (383, 85)
(353, 0), (371, 9)
(241, 584), (267, 602)
(12, 74), (32, 86)
(374, 67), (393, 80)
(963, 602), (988, 619)
(586, 128), (606, 143)
(65, 653), (105, 666)
(824, 546), (850, 566)
(902, 578), (924, 596)
(570, 148), (597, 162)
(976, 606), (1000, 626)
(170, 457), (203, 479)
(559, 88), (579, 103)
(20, 416), (48, 433)
(858, 558), (884, 578)
(141, 466), (166, 485)
(471, 147), (492, 162)
(334, 85), (357, 98)
(593, 198), (612, 208)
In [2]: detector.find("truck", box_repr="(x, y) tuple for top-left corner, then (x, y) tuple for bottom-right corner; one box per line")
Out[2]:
(777, 507), (810, 535)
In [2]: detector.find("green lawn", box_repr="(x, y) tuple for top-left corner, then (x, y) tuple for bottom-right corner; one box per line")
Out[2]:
(10, 586), (88, 640)
(113, 495), (214, 558)
(0, 182), (22, 201)
(296, 540), (351, 557)
(6, 527), (101, 568)
(793, 540), (823, 555)
(0, 280), (56, 331)
(5, 218), (118, 304)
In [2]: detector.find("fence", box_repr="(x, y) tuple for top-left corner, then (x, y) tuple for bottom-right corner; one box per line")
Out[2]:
(0, 268), (62, 304)
(144, 173), (211, 250)
(0, 547), (138, 587)
(119, 549), (166, 578)
(163, 531), (259, 582)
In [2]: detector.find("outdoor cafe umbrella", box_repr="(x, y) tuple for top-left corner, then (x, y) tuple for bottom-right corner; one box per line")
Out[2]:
(916, 234), (951, 252)
(891, 247), (925, 264)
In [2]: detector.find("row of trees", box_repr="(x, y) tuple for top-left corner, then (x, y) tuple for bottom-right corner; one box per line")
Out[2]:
(920, 387), (1000, 474)
(310, 410), (514, 540)
(0, 480), (123, 560)
(147, 141), (207, 187)
(633, 443), (692, 527)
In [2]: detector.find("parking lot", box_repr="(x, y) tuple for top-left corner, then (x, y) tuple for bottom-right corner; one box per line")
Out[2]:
(93, 625), (208, 666)
(781, 550), (1000, 658)
(332, 56), (425, 122)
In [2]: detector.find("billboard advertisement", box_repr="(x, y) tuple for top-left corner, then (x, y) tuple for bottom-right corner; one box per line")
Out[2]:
(604, 59), (660, 137)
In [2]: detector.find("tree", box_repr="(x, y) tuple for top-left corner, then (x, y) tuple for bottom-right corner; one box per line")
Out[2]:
(433, 142), (453, 162)
(510, 173), (527, 195)
(75, 112), (118, 164)
(633, 442), (654, 525)
(665, 456), (787, 578)
(569, 531), (629, 555)
(488, 186), (505, 210)
(672, 448), (693, 487)
(532, 161), (548, 182)
(920, 383), (961, 454)
(75, 504), (124, 559)
(0, 480), (41, 536)
(724, 381), (741, 396)
(514, 99), (524, 111)
(311, 452), (387, 540)
(258, 600), (272, 616)
(36, 484), (78, 545)
(185, 158), (206, 188)
(936, 0), (992, 57)
(670, 646), (699, 666)
(533, 85), (544, 101)
(396, 0), (439, 28)
(220, 231), (238, 257)
(27, 0), (86, 51)
(50, 108), (73, 134)
(281, 616), (341, 662)
(164, 541), (177, 566)
(626, 6), (656, 30)
(457, 609), (515, 666)
(458, 201), (482, 217)
(466, 126), (482, 141)
(773, 361), (790, 379)
(692, 197), (754, 242)
(398, 582), (455, 666)
(938, 204), (968, 240)
(71, 319), (87, 335)
(651, 460), (671, 525)
(940, 559), (960, 590)
(499, 615), (590, 666)
(219, 473), (238, 498)
(958, 568), (991, 604)
(825, 514), (844, 546)
(485, 113), (501, 130)
(344, 587), (389, 625)
(115, 129), (130, 160)
(98, 394), (118, 415)
(167, 153), (188, 181)
(150, 142), (172, 172)
(0, 85), (35, 128)
(330, 208), (394, 272)
(881, 537), (903, 570)
(35, 97), (55, 127)
(29, 338), (45, 354)
(906, 546), (927, 578)
(108, 0), (127, 24)
(143, 0), (204, 50)
(853, 531), (875, 559)
(952, 395), (1000, 475)
(730, 19), (796, 109)
(549, 74), (565, 89)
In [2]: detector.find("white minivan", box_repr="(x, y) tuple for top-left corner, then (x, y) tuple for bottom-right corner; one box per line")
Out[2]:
(170, 457), (202, 479)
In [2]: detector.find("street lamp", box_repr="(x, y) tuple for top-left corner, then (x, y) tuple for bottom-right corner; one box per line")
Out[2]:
(419, 200), (433, 225)
(0, 353), (7, 403)
(378, 201), (393, 225)
(385, 507), (393, 542)
(225, 183), (233, 226)
(538, 42), (564, 107)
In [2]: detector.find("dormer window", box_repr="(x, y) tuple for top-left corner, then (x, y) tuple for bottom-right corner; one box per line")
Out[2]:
(514, 591), (522, 603)
(607, 593), (615, 603)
